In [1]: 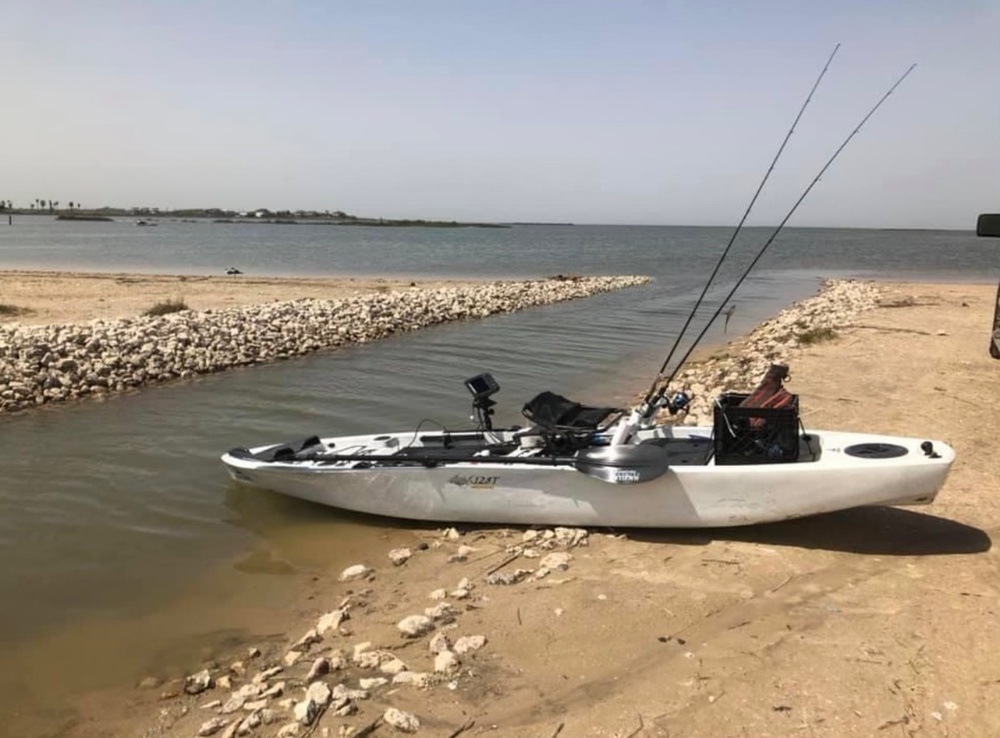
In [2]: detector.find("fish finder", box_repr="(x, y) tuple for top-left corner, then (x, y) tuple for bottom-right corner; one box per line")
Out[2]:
(464, 372), (500, 400)
(465, 373), (500, 431)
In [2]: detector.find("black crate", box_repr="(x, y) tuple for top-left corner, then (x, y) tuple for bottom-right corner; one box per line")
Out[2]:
(713, 392), (800, 465)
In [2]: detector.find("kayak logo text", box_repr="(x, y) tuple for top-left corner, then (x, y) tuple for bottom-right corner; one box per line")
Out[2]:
(449, 474), (500, 489)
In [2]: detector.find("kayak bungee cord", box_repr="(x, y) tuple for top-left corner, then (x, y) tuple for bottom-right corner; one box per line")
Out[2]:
(611, 59), (918, 444)
(642, 43), (841, 406)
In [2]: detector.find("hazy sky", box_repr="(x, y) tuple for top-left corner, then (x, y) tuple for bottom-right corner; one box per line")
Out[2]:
(3, 1), (997, 228)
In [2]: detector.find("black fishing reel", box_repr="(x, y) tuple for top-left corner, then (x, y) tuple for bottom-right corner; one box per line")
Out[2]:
(666, 391), (691, 415)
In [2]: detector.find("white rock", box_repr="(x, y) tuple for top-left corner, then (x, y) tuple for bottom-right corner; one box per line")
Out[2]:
(434, 650), (461, 674)
(539, 552), (572, 571)
(453, 635), (487, 654)
(352, 642), (373, 660)
(379, 656), (408, 675)
(306, 657), (330, 683)
(316, 608), (349, 635)
(338, 564), (371, 582)
(306, 681), (332, 707)
(443, 527), (461, 539)
(283, 650), (304, 667)
(276, 723), (301, 738)
(389, 547), (412, 566)
(197, 717), (229, 736)
(292, 629), (322, 650)
(359, 677), (388, 689)
(428, 588), (447, 600)
(185, 669), (214, 695)
(522, 529), (540, 543)
(450, 587), (471, 600)
(392, 671), (432, 688)
(383, 707), (421, 733)
(397, 614), (435, 638)
(428, 632), (452, 654)
(423, 602), (456, 621)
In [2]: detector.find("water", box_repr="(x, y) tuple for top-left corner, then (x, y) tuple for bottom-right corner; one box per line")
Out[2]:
(0, 216), (995, 734)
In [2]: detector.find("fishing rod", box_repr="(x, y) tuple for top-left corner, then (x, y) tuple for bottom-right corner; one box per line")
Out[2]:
(651, 63), (917, 402)
(642, 44), (841, 406)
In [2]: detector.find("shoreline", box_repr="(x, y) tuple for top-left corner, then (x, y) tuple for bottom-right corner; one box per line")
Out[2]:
(5, 278), (999, 738)
(0, 272), (649, 416)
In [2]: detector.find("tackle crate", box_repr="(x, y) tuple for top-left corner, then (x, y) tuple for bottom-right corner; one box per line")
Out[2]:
(713, 392), (800, 465)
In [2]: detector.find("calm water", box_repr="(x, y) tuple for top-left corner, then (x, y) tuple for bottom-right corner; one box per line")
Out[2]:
(0, 216), (995, 734)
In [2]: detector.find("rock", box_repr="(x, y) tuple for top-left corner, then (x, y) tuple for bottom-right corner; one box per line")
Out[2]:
(428, 588), (447, 600)
(185, 669), (214, 695)
(397, 614), (435, 638)
(252, 665), (283, 684)
(379, 656), (408, 675)
(276, 723), (301, 738)
(305, 657), (330, 683)
(539, 552), (572, 571)
(443, 527), (461, 539)
(423, 602), (457, 621)
(453, 635), (487, 654)
(138, 676), (161, 689)
(338, 564), (372, 582)
(383, 707), (421, 733)
(485, 569), (532, 586)
(292, 628), (322, 650)
(434, 650), (461, 674)
(522, 529), (540, 543)
(359, 677), (388, 689)
(283, 650), (304, 667)
(428, 632), (452, 654)
(392, 671), (432, 688)
(316, 608), (349, 635)
(197, 717), (229, 736)
(293, 682), (331, 725)
(388, 547), (412, 566)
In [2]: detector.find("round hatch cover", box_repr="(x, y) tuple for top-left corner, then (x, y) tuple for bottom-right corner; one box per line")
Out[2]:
(844, 443), (908, 459)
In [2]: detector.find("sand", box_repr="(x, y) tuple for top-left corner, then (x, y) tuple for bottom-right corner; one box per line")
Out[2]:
(0, 270), (483, 326)
(5, 276), (999, 738)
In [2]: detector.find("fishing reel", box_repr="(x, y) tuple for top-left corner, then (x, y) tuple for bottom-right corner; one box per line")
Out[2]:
(650, 390), (691, 416)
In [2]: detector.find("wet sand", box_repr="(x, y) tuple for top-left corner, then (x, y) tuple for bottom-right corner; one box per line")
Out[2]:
(5, 279), (999, 738)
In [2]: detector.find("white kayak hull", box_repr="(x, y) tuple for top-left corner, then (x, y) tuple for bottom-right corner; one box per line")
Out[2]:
(221, 427), (954, 528)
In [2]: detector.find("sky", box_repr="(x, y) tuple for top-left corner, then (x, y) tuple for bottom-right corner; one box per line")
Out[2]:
(2, 1), (997, 228)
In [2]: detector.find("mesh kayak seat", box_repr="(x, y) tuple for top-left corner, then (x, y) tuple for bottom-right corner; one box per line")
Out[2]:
(522, 391), (621, 432)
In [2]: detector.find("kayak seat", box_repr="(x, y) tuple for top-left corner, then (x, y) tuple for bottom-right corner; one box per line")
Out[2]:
(522, 391), (621, 432)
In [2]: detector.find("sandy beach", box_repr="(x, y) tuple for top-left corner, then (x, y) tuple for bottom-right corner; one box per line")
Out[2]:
(0, 271), (483, 326)
(4, 276), (999, 738)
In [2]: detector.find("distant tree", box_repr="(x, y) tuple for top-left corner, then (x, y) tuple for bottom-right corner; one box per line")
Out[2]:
(30, 203), (35, 210)
(53, 200), (59, 211)
(68, 201), (75, 210)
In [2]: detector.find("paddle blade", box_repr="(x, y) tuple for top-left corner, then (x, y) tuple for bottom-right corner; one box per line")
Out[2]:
(574, 444), (671, 484)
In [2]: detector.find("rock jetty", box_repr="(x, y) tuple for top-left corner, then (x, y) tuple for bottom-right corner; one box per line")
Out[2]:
(660, 279), (882, 425)
(0, 275), (648, 415)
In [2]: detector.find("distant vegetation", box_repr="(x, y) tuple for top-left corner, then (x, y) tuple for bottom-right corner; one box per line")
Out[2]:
(1, 200), (509, 228)
(796, 326), (838, 345)
(143, 299), (189, 317)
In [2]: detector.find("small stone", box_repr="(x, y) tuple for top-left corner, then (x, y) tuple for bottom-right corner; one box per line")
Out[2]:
(197, 717), (229, 736)
(283, 650), (304, 667)
(424, 602), (456, 621)
(450, 588), (471, 600)
(392, 671), (432, 688)
(383, 707), (420, 733)
(453, 635), (486, 654)
(252, 665), (284, 684)
(339, 564), (372, 582)
(522, 529), (540, 543)
(389, 547), (412, 566)
(138, 676), (161, 689)
(201, 700), (223, 710)
(434, 650), (461, 674)
(443, 528), (461, 539)
(539, 552), (572, 571)
(428, 588), (447, 600)
(428, 632), (452, 654)
(379, 656), (408, 675)
(185, 669), (214, 695)
(397, 614), (435, 638)
(276, 723), (301, 738)
(317, 608), (349, 635)
(216, 675), (232, 690)
(359, 677), (388, 689)
(292, 628), (322, 650)
(306, 657), (330, 683)
(247, 647), (261, 659)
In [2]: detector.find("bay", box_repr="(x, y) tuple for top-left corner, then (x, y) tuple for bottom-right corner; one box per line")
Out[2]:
(0, 217), (994, 735)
